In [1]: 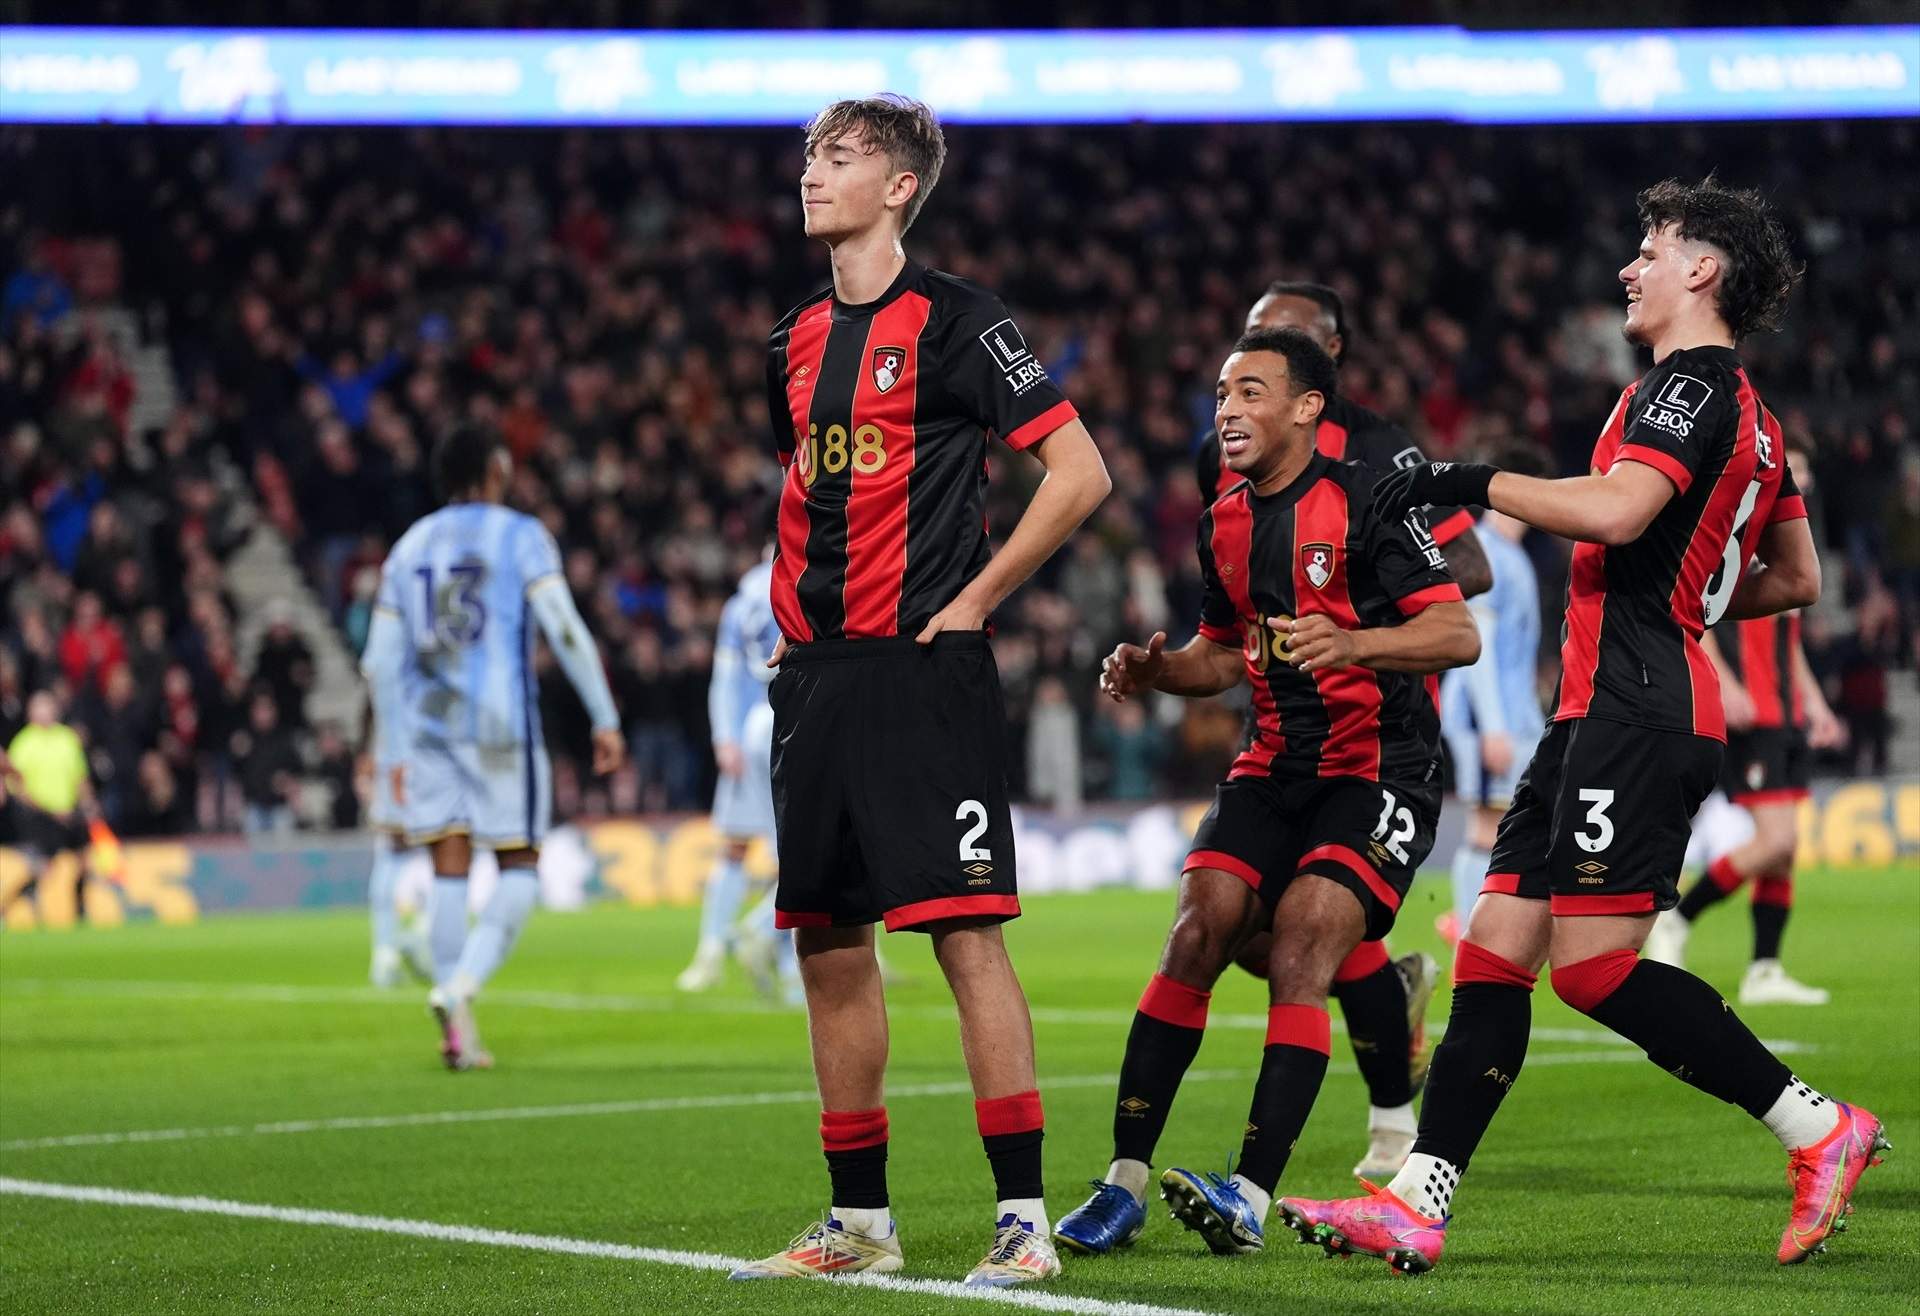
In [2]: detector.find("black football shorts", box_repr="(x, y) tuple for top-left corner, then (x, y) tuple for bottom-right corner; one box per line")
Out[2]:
(1720, 726), (1811, 806)
(1184, 774), (1438, 941)
(1483, 715), (1721, 916)
(769, 633), (1018, 933)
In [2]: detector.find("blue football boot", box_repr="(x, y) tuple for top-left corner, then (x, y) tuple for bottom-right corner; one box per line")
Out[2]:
(1052, 1180), (1147, 1256)
(1159, 1167), (1264, 1255)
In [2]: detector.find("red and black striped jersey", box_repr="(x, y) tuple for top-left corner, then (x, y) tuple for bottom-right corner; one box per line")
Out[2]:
(1721, 611), (1804, 729)
(765, 261), (1078, 642)
(1551, 346), (1806, 742)
(1195, 393), (1476, 547)
(1195, 452), (1464, 785)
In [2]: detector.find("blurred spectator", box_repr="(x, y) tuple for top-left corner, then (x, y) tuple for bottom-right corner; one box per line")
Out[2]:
(1026, 677), (1082, 814)
(1089, 697), (1170, 801)
(233, 690), (300, 835)
(251, 601), (316, 731)
(120, 750), (193, 837)
(57, 591), (124, 694)
(313, 722), (361, 831)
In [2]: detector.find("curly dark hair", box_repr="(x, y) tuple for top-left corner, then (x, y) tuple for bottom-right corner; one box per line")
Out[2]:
(1636, 175), (1803, 341)
(1229, 326), (1339, 402)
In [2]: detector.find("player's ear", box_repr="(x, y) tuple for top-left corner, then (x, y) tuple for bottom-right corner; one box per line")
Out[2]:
(1686, 245), (1721, 295)
(1295, 388), (1326, 427)
(887, 170), (920, 221)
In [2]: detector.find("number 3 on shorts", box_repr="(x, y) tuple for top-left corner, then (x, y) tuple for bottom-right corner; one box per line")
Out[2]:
(1574, 787), (1615, 853)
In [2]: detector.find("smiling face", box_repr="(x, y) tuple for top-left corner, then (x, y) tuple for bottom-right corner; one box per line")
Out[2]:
(1214, 348), (1325, 483)
(1620, 222), (1716, 347)
(800, 127), (915, 244)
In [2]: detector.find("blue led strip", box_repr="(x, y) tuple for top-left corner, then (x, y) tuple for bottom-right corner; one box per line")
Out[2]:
(1, 26), (1914, 125)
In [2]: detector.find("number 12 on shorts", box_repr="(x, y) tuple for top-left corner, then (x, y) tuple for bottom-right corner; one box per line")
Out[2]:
(1373, 790), (1415, 863)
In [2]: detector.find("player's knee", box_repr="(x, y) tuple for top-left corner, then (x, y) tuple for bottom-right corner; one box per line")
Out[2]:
(1162, 909), (1241, 984)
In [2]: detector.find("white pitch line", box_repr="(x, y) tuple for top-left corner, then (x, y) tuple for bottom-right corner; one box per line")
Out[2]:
(0, 1053), (1647, 1154)
(0, 1176), (1217, 1316)
(0, 977), (1813, 1053)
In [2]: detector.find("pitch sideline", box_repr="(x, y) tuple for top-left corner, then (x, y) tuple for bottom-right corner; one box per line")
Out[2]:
(0, 1174), (1218, 1316)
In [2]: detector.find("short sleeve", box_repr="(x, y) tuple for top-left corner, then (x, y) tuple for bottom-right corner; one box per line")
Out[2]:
(516, 521), (565, 595)
(1767, 456), (1807, 525)
(1368, 504), (1464, 617)
(945, 295), (1078, 451)
(1617, 362), (1731, 494)
(766, 330), (796, 468)
(1195, 516), (1240, 647)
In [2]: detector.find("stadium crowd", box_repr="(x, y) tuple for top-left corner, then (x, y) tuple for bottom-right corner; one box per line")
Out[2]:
(2, 117), (1915, 835)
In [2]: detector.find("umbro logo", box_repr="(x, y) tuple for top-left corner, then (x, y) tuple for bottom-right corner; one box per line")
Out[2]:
(1119, 1097), (1151, 1113)
(963, 862), (993, 877)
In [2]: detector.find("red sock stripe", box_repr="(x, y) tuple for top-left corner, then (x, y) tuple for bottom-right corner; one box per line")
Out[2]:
(820, 1107), (889, 1152)
(1752, 873), (1794, 908)
(1549, 949), (1639, 1014)
(975, 1089), (1044, 1138)
(1704, 855), (1745, 894)
(1265, 1003), (1331, 1055)
(1454, 939), (1538, 990)
(1138, 973), (1211, 1030)
(1333, 939), (1390, 984)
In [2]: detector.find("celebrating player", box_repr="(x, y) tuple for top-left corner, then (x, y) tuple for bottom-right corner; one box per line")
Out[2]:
(1196, 281), (1493, 1178)
(1645, 489), (1844, 1003)
(1277, 177), (1886, 1273)
(730, 95), (1110, 1288)
(1053, 327), (1478, 1260)
(676, 546), (794, 1000)
(361, 427), (624, 1071)
(1438, 443), (1550, 944)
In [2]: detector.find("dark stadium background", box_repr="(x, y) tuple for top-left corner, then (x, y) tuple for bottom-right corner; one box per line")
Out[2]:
(0, 4), (1914, 843)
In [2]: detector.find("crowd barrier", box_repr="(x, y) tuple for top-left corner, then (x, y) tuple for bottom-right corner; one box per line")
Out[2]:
(3, 777), (1915, 929)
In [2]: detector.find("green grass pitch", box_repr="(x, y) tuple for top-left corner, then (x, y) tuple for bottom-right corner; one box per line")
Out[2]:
(1, 866), (1914, 1315)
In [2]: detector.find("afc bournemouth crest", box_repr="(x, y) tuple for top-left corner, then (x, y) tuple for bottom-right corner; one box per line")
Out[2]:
(1301, 542), (1335, 590)
(872, 346), (905, 393)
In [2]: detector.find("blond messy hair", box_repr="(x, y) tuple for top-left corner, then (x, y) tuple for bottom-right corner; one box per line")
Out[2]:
(805, 93), (947, 232)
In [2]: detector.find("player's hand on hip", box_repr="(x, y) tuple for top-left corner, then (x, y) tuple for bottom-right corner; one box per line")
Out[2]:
(915, 597), (988, 645)
(1100, 631), (1166, 701)
(591, 727), (626, 776)
(1481, 731), (1514, 776)
(1721, 681), (1757, 732)
(766, 635), (789, 669)
(1286, 614), (1356, 672)
(1373, 461), (1496, 520)
(714, 741), (745, 779)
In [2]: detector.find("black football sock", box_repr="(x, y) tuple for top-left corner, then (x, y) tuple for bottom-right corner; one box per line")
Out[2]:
(1408, 941), (1536, 1171)
(1232, 1005), (1330, 1195)
(977, 1090), (1045, 1206)
(1751, 873), (1792, 960)
(1331, 942), (1413, 1109)
(1677, 855), (1743, 921)
(1111, 974), (1210, 1167)
(1552, 952), (1791, 1116)
(821, 1108), (889, 1210)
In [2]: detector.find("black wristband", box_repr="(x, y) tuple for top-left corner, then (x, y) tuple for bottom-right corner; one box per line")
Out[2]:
(1447, 462), (1497, 509)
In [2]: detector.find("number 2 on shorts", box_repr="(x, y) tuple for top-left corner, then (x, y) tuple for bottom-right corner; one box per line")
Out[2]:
(956, 799), (991, 862)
